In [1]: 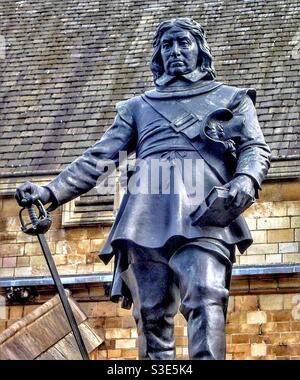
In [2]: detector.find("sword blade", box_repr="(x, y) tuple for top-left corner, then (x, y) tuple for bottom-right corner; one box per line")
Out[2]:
(37, 234), (89, 360)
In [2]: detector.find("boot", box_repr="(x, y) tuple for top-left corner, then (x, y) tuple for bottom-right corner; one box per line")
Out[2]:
(121, 260), (179, 359)
(169, 242), (231, 360)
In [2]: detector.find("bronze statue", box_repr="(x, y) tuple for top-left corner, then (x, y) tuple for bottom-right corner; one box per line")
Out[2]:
(15, 18), (270, 360)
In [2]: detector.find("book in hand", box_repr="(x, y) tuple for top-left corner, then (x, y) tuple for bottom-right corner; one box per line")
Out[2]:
(190, 186), (254, 227)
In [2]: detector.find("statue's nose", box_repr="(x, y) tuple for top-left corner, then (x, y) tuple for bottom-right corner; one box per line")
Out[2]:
(171, 42), (181, 57)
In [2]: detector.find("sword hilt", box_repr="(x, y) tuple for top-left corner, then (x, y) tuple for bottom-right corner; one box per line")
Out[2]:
(19, 200), (52, 236)
(28, 205), (39, 226)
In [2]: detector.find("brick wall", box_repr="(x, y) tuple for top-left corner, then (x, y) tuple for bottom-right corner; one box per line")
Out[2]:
(1, 287), (300, 360)
(240, 200), (300, 265)
(226, 293), (300, 360)
(0, 197), (112, 277)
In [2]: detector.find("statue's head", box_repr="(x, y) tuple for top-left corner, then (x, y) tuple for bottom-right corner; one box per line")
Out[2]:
(150, 18), (216, 82)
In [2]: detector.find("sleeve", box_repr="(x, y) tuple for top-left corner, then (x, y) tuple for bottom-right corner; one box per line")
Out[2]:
(228, 91), (271, 195)
(44, 101), (137, 211)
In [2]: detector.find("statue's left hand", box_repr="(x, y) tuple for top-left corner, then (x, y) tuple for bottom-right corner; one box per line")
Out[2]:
(224, 175), (255, 209)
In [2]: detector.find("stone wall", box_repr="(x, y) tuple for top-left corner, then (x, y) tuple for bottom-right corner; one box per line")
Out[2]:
(1, 286), (300, 360)
(238, 180), (300, 265)
(0, 197), (112, 277)
(88, 292), (300, 360)
(239, 203), (300, 266)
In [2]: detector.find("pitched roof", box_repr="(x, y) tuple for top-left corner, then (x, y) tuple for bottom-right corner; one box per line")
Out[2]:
(0, 0), (299, 179)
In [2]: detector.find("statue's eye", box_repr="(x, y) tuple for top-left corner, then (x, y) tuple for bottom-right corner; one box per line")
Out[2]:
(180, 40), (190, 47)
(162, 42), (170, 49)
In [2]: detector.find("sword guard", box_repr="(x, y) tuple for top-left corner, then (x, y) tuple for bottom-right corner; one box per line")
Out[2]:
(19, 200), (52, 236)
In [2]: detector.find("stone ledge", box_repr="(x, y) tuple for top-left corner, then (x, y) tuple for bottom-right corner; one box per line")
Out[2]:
(1, 265), (300, 302)
(1, 263), (299, 288)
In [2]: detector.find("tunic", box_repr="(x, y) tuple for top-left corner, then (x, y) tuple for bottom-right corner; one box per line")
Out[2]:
(45, 77), (271, 306)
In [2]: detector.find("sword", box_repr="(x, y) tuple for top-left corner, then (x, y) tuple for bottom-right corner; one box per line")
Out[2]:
(19, 200), (89, 360)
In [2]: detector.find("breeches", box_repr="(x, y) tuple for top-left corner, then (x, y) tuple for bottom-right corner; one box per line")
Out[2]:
(120, 239), (233, 360)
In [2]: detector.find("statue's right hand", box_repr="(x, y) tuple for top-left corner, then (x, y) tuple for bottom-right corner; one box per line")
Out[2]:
(15, 182), (52, 207)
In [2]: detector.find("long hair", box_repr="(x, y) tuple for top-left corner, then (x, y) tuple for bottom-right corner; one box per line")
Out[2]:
(150, 18), (216, 81)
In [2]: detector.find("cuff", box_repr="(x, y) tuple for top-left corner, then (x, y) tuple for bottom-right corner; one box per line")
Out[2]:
(234, 173), (260, 198)
(43, 185), (59, 212)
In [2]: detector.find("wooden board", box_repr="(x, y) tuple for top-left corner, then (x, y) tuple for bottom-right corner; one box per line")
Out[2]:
(0, 290), (103, 360)
(37, 322), (103, 360)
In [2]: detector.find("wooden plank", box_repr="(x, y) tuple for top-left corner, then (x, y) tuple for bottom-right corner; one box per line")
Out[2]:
(37, 322), (103, 360)
(0, 291), (87, 360)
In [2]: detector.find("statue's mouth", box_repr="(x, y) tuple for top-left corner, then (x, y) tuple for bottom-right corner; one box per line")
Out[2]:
(169, 60), (184, 66)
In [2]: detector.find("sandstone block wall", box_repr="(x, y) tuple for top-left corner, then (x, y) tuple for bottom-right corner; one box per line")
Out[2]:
(1, 288), (300, 360)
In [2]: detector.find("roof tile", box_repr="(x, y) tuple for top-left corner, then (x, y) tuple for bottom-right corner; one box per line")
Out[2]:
(0, 0), (299, 178)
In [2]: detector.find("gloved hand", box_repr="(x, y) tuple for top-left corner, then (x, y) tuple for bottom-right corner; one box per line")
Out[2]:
(15, 182), (53, 208)
(224, 175), (256, 209)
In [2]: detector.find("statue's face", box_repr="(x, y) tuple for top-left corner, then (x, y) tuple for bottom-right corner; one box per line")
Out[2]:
(160, 26), (199, 76)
